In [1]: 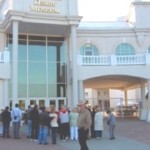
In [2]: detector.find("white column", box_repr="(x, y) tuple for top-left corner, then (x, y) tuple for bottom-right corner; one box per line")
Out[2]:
(78, 80), (84, 100)
(146, 79), (150, 122)
(12, 21), (19, 108)
(71, 25), (78, 107)
(3, 79), (9, 107)
(124, 90), (128, 106)
(140, 82), (147, 120)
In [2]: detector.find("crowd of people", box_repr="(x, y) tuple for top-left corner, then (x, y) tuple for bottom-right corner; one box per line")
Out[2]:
(0, 101), (116, 150)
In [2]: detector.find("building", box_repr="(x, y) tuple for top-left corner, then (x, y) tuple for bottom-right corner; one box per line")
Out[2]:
(0, 0), (150, 121)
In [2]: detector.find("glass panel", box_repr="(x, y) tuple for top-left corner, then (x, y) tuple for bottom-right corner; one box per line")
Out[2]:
(30, 100), (36, 105)
(116, 43), (135, 55)
(47, 45), (57, 62)
(18, 41), (27, 61)
(50, 100), (56, 106)
(48, 62), (57, 84)
(18, 84), (27, 97)
(29, 83), (46, 97)
(19, 100), (25, 110)
(28, 62), (46, 83)
(79, 43), (99, 55)
(28, 41), (46, 61)
(39, 100), (45, 107)
(48, 84), (57, 97)
(58, 99), (65, 110)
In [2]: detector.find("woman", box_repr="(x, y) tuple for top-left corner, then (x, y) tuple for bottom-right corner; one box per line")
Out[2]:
(69, 107), (79, 140)
(94, 107), (104, 139)
(49, 105), (59, 144)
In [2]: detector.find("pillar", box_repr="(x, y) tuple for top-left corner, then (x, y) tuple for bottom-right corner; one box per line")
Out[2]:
(146, 79), (150, 122)
(140, 82), (147, 120)
(12, 21), (19, 108)
(71, 25), (78, 107)
(78, 80), (84, 100)
(3, 79), (9, 107)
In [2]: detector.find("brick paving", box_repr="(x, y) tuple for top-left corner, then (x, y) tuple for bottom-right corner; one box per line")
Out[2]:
(0, 117), (150, 150)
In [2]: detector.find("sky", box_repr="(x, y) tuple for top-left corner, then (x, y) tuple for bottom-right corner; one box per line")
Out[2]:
(78, 0), (149, 21)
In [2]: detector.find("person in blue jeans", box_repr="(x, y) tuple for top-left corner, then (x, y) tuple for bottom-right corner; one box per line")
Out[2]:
(26, 105), (33, 138)
(106, 110), (116, 140)
(38, 106), (49, 144)
(11, 103), (22, 139)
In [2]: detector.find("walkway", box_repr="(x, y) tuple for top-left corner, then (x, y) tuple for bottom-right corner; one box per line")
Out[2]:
(0, 117), (150, 150)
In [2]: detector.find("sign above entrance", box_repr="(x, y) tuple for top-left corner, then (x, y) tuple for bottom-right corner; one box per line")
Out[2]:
(30, 0), (60, 14)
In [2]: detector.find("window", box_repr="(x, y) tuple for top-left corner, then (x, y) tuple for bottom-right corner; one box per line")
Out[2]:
(79, 43), (99, 56)
(116, 43), (135, 55)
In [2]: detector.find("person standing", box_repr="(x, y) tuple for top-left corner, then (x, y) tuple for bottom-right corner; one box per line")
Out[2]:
(1, 106), (11, 138)
(49, 105), (59, 144)
(106, 110), (116, 140)
(30, 104), (39, 141)
(59, 107), (70, 141)
(69, 107), (79, 141)
(38, 106), (49, 145)
(11, 103), (22, 139)
(77, 101), (92, 150)
(94, 107), (104, 139)
(26, 105), (33, 138)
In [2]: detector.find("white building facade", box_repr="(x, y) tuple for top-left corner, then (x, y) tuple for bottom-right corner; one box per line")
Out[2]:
(0, 0), (150, 121)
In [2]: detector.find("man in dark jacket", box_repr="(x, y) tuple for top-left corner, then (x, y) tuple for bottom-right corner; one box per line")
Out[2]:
(30, 104), (39, 141)
(38, 106), (50, 144)
(1, 106), (11, 138)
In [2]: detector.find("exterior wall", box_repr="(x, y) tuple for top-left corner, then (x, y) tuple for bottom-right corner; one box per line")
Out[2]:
(0, 0), (150, 114)
(0, 0), (78, 21)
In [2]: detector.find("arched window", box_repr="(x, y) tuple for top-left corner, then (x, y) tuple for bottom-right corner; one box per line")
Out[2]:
(79, 43), (99, 56)
(116, 43), (135, 55)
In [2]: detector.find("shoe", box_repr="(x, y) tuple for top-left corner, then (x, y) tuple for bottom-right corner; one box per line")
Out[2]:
(34, 139), (38, 142)
(65, 137), (69, 142)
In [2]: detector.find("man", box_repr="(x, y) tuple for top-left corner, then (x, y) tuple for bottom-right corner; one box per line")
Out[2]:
(11, 103), (22, 139)
(38, 106), (50, 145)
(30, 104), (39, 141)
(106, 110), (116, 140)
(77, 101), (92, 150)
(1, 106), (11, 138)
(26, 105), (33, 138)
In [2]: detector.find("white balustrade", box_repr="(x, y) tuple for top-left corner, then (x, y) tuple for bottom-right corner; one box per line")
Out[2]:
(78, 53), (147, 66)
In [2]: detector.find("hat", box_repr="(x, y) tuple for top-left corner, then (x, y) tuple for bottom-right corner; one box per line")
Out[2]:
(77, 100), (85, 106)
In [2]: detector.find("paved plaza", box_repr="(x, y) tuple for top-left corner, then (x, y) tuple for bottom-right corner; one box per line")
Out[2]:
(0, 117), (150, 150)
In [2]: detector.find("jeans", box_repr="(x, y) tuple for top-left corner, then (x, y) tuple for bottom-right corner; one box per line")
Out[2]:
(13, 122), (20, 139)
(51, 127), (57, 144)
(26, 120), (32, 137)
(3, 123), (10, 138)
(109, 124), (115, 139)
(38, 126), (48, 144)
(95, 130), (102, 138)
(70, 126), (78, 140)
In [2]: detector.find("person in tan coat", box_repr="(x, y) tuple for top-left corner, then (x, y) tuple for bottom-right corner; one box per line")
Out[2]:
(77, 101), (92, 150)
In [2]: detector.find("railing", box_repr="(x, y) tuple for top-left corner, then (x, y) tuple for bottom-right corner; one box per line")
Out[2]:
(78, 53), (150, 66)
(0, 51), (10, 63)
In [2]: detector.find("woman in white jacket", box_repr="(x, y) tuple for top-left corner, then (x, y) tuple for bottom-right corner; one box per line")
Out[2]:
(94, 107), (104, 139)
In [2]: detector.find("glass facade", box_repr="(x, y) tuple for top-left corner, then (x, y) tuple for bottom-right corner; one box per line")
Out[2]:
(7, 34), (67, 102)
